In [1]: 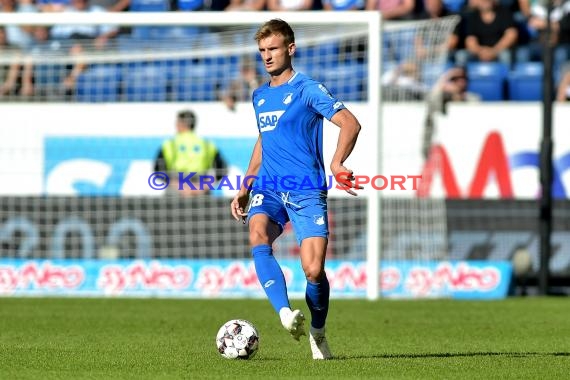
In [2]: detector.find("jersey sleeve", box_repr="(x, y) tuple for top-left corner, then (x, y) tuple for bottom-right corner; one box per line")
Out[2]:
(300, 81), (346, 121)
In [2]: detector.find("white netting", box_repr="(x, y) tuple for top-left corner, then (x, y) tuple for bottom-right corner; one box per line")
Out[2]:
(0, 17), (369, 103)
(0, 14), (457, 104)
(381, 16), (460, 101)
(379, 17), (458, 263)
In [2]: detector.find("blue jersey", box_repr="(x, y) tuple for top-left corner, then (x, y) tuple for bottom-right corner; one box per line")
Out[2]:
(251, 72), (345, 194)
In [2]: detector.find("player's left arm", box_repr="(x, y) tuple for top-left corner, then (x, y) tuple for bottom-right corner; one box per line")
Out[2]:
(330, 109), (362, 196)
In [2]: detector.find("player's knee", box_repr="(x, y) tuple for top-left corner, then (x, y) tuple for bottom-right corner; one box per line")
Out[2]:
(303, 264), (325, 283)
(249, 229), (269, 246)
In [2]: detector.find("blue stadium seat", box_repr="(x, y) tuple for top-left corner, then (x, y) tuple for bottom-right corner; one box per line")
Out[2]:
(152, 26), (203, 40)
(123, 63), (169, 102)
(297, 42), (341, 69)
(129, 0), (169, 11)
(555, 63), (570, 89)
(319, 62), (366, 102)
(178, 0), (203, 10)
(33, 63), (67, 99)
(75, 65), (121, 102)
(386, 29), (416, 62)
(467, 62), (509, 101)
(421, 62), (451, 89)
(173, 62), (218, 101)
(442, 0), (465, 12)
(131, 26), (201, 41)
(507, 62), (543, 101)
(116, 35), (140, 52)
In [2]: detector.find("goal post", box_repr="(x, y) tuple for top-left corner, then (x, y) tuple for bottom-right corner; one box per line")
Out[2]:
(0, 11), (458, 300)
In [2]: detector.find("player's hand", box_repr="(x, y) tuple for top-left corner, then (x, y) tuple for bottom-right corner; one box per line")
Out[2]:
(231, 192), (250, 224)
(331, 164), (362, 196)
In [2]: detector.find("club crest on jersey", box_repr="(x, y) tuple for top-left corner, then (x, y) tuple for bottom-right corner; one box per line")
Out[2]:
(258, 110), (285, 132)
(283, 93), (293, 104)
(313, 215), (325, 225)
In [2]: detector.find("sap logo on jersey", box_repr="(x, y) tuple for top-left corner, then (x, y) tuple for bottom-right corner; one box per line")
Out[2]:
(258, 111), (285, 132)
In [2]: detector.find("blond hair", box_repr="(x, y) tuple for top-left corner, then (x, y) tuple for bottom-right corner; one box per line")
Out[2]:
(254, 19), (295, 46)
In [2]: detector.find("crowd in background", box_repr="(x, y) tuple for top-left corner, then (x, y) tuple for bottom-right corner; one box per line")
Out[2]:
(1, 0), (570, 101)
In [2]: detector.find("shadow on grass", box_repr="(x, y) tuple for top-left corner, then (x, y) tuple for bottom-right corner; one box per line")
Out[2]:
(334, 352), (570, 360)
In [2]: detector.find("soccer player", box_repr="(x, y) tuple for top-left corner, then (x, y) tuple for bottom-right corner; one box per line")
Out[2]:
(230, 19), (362, 360)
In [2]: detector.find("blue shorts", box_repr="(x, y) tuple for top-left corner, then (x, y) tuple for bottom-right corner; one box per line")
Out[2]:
(246, 189), (329, 245)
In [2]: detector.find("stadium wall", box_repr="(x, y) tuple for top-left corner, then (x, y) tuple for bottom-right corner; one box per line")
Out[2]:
(1, 102), (570, 199)
(2, 102), (570, 298)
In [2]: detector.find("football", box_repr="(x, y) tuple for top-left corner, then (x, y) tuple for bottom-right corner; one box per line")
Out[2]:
(215, 319), (260, 359)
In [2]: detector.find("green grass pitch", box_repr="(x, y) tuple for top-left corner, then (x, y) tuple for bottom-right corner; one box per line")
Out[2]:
(0, 297), (569, 379)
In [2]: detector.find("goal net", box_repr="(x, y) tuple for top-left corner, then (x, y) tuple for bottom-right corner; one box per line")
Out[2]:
(0, 12), (458, 299)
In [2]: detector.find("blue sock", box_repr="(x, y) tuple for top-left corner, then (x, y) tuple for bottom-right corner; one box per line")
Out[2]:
(252, 244), (290, 313)
(305, 274), (330, 329)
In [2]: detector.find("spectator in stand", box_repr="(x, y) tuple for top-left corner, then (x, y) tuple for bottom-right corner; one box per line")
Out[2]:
(36, 0), (70, 12)
(417, 0), (452, 19)
(50, 0), (119, 49)
(225, 0), (266, 10)
(447, 0), (480, 60)
(381, 61), (428, 100)
(516, 0), (570, 62)
(0, 26), (33, 99)
(423, 66), (480, 158)
(415, 0), (456, 59)
(457, 0), (518, 66)
(206, 0), (231, 10)
(267, 0), (313, 11)
(515, 0), (531, 19)
(322, 0), (364, 10)
(428, 65), (480, 110)
(219, 57), (263, 111)
(554, 3), (570, 64)
(17, 0), (35, 12)
(365, 0), (415, 20)
(91, 0), (130, 11)
(49, 0), (119, 96)
(93, 0), (170, 12)
(556, 65), (570, 101)
(0, 0), (37, 51)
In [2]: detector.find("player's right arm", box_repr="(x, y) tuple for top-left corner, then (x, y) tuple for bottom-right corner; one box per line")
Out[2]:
(231, 134), (262, 222)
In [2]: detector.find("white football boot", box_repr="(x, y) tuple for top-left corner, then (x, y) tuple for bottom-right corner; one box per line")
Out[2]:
(280, 308), (306, 341)
(309, 327), (333, 360)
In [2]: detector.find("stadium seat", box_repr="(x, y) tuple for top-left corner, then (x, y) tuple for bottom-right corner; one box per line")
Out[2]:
(297, 42), (341, 69)
(556, 63), (570, 89)
(507, 62), (543, 101)
(387, 29), (416, 62)
(421, 62), (451, 89)
(116, 35), (140, 52)
(173, 62), (218, 101)
(319, 62), (366, 102)
(33, 63), (67, 100)
(129, 0), (169, 11)
(442, 0), (465, 12)
(466, 62), (509, 101)
(152, 26), (203, 40)
(554, 46), (569, 74)
(123, 63), (168, 102)
(177, 0), (203, 10)
(75, 65), (121, 102)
